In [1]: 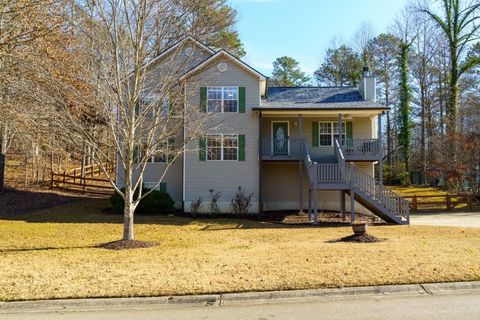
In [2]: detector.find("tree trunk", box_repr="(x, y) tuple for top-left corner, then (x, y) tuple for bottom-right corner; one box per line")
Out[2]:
(123, 189), (135, 240)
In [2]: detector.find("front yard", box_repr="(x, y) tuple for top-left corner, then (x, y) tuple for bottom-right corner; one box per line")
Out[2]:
(1, 199), (480, 301)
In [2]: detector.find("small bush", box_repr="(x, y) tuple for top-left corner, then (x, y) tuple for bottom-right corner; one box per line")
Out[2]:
(209, 189), (222, 215)
(110, 187), (174, 215)
(190, 197), (203, 216)
(230, 186), (254, 215)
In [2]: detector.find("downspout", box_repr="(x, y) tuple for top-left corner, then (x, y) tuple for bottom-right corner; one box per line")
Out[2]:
(182, 80), (186, 212)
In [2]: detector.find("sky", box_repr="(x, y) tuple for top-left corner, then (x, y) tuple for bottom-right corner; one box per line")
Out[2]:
(228, 0), (409, 77)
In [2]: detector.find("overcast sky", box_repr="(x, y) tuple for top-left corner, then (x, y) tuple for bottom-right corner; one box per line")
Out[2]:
(229, 0), (410, 76)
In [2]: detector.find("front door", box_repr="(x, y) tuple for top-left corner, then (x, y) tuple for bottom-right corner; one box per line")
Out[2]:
(272, 122), (289, 155)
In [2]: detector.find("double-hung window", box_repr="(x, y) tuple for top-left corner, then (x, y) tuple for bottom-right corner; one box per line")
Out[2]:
(206, 134), (238, 161)
(318, 122), (346, 146)
(207, 87), (238, 113)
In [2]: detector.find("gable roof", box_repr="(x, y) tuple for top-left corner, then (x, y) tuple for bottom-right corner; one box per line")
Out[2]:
(179, 49), (267, 81)
(254, 87), (388, 111)
(142, 36), (215, 72)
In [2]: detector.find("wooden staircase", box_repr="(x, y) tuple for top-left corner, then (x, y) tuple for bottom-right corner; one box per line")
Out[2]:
(303, 140), (410, 225)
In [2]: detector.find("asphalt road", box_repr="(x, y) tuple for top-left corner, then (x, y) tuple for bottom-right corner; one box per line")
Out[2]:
(2, 292), (479, 320)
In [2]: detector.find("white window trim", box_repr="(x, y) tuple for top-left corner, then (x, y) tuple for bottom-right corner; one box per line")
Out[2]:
(206, 133), (239, 162)
(207, 86), (239, 113)
(318, 121), (346, 147)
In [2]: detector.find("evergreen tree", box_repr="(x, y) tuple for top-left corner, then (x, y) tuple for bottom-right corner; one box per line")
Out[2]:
(270, 56), (311, 87)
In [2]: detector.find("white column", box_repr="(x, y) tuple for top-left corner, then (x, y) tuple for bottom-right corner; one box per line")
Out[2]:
(298, 114), (303, 214)
(338, 113), (343, 146)
(378, 113), (383, 190)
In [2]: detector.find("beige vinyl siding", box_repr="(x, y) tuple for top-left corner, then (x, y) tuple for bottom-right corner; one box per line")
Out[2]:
(262, 162), (374, 214)
(184, 56), (260, 213)
(115, 156), (183, 208)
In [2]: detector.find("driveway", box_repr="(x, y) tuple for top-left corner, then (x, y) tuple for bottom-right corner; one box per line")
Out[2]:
(410, 211), (480, 228)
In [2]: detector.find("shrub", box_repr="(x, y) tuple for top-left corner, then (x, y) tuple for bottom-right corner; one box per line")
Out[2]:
(110, 187), (174, 215)
(209, 189), (222, 215)
(230, 186), (254, 215)
(190, 197), (203, 216)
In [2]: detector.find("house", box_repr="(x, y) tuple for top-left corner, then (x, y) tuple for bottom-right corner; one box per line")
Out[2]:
(116, 36), (410, 225)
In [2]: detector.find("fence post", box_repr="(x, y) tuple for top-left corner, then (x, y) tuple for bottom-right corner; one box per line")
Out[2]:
(83, 175), (86, 193)
(446, 194), (451, 211)
(467, 193), (472, 212)
(50, 171), (54, 189)
(62, 171), (66, 187)
(412, 194), (417, 212)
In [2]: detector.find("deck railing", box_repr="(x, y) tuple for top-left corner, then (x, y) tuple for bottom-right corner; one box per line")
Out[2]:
(342, 139), (380, 157)
(261, 138), (305, 157)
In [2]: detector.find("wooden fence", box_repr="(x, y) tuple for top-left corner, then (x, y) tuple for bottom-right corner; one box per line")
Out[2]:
(404, 194), (480, 212)
(50, 162), (115, 196)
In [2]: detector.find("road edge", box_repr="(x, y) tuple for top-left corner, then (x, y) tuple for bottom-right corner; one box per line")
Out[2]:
(1, 281), (479, 313)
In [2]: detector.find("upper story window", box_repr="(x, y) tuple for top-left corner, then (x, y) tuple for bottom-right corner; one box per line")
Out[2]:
(207, 87), (238, 113)
(319, 121), (346, 146)
(206, 134), (238, 161)
(139, 94), (170, 118)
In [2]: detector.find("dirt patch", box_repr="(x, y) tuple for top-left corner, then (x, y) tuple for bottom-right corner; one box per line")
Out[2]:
(97, 240), (158, 250)
(329, 233), (385, 243)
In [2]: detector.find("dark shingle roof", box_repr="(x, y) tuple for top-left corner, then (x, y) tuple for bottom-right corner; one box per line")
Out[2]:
(255, 87), (388, 111)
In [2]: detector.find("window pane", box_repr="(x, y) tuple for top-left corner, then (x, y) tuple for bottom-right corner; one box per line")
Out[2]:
(319, 134), (332, 146)
(207, 100), (222, 113)
(207, 87), (222, 113)
(223, 87), (238, 100)
(319, 122), (332, 134)
(223, 135), (238, 161)
(223, 100), (238, 112)
(207, 135), (222, 160)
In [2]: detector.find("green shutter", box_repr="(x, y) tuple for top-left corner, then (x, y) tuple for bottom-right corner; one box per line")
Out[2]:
(199, 137), (206, 161)
(238, 134), (245, 161)
(200, 87), (207, 113)
(312, 122), (319, 147)
(239, 87), (246, 113)
(160, 182), (167, 193)
(346, 122), (353, 147)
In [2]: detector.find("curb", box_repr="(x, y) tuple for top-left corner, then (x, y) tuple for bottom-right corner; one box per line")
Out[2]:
(0, 281), (479, 313)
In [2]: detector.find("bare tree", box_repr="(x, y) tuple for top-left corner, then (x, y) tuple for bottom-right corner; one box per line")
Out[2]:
(38, 0), (222, 241)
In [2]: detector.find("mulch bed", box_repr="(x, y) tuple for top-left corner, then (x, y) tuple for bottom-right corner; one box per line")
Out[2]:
(265, 212), (378, 225)
(329, 233), (385, 243)
(97, 240), (158, 250)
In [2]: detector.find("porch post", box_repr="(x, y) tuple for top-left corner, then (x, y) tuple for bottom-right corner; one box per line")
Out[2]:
(258, 112), (263, 215)
(308, 189), (312, 221)
(340, 191), (346, 222)
(350, 164), (355, 224)
(378, 113), (383, 190)
(338, 113), (343, 146)
(313, 165), (319, 225)
(298, 114), (303, 214)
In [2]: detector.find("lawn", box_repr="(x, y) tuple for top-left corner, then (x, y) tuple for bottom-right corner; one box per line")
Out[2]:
(1, 199), (480, 301)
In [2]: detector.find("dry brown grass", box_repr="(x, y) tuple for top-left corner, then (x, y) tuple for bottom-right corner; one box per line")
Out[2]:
(0, 199), (479, 301)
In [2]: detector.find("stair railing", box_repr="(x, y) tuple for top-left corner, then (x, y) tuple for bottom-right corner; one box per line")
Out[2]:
(346, 163), (410, 223)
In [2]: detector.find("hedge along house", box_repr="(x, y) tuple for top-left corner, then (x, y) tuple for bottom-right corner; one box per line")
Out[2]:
(116, 36), (410, 225)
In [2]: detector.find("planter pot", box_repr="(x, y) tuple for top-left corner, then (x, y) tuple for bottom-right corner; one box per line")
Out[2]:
(352, 223), (368, 235)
